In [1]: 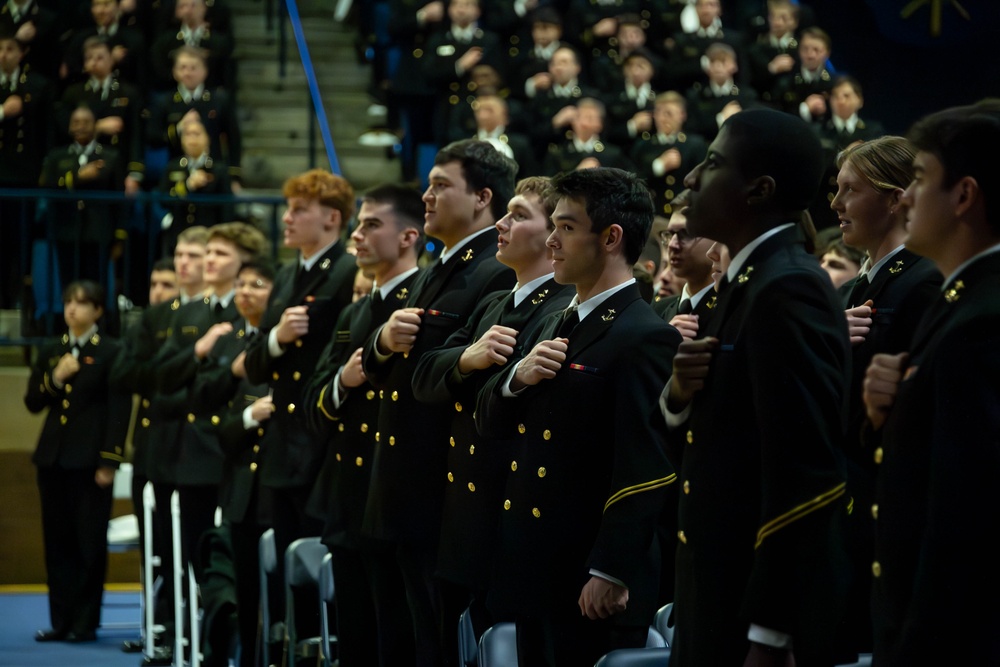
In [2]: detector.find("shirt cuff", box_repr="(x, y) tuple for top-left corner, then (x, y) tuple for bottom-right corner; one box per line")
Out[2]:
(373, 325), (394, 361)
(652, 158), (666, 177)
(331, 368), (345, 409)
(748, 624), (793, 649)
(242, 405), (259, 430)
(799, 101), (812, 122)
(268, 328), (285, 358)
(589, 568), (627, 588)
(501, 361), (526, 397)
(659, 378), (692, 429)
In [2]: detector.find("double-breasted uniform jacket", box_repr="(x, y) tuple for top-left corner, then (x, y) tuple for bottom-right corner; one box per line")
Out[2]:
(664, 26), (747, 92)
(630, 130), (707, 216)
(0, 65), (52, 186)
(542, 134), (634, 176)
(63, 23), (148, 91)
(0, 0), (59, 79)
(110, 298), (176, 480)
(26, 330), (130, 469)
(412, 277), (574, 588)
(871, 251), (1000, 667)
(157, 154), (233, 250)
(145, 295), (239, 486)
(147, 86), (242, 181)
(385, 0), (440, 99)
(684, 80), (759, 141)
(361, 229), (515, 548)
(475, 283), (680, 623)
(150, 25), (234, 90)
(58, 77), (145, 177)
(527, 80), (601, 147)
(304, 271), (419, 548)
(191, 322), (268, 520)
(666, 226), (852, 666)
(747, 34), (798, 105)
(604, 86), (657, 146)
(771, 65), (834, 117)
(244, 243), (356, 493)
(39, 141), (124, 244)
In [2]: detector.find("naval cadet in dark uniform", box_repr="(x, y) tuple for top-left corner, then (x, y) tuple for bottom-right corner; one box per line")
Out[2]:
(411, 176), (574, 660)
(476, 167), (680, 666)
(361, 140), (516, 666)
(304, 183), (425, 667)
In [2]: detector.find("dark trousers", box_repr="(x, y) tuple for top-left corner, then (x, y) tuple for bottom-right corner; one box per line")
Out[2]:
(397, 541), (449, 667)
(36, 465), (114, 635)
(228, 515), (267, 667)
(366, 544), (416, 667)
(327, 544), (379, 667)
(178, 483), (220, 581)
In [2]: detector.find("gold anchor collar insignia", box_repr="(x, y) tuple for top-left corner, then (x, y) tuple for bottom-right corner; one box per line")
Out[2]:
(888, 259), (904, 275)
(944, 280), (964, 303)
(462, 248), (474, 261)
(531, 289), (550, 305)
(601, 308), (616, 322)
(737, 265), (754, 284)
(705, 295), (717, 309)
(396, 287), (409, 301)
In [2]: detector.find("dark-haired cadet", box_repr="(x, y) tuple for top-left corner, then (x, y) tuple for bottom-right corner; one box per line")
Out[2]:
(195, 257), (275, 667)
(864, 99), (1000, 667)
(361, 140), (516, 665)
(476, 167), (681, 666)
(26, 280), (131, 643)
(304, 183), (426, 667)
(412, 176), (575, 660)
(660, 108), (852, 666)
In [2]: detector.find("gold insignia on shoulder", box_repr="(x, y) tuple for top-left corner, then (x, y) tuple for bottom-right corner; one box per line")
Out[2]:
(531, 289), (549, 305)
(396, 287), (409, 300)
(171, 299), (180, 310)
(738, 265), (754, 284)
(944, 280), (964, 303)
(595, 141), (605, 152)
(321, 258), (331, 270)
(61, 334), (70, 344)
(888, 259), (904, 275)
(462, 249), (474, 261)
(237, 329), (245, 337)
(179, 157), (188, 167)
(601, 308), (616, 322)
(705, 295), (717, 309)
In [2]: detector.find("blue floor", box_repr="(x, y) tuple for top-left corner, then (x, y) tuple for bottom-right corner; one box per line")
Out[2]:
(0, 591), (144, 667)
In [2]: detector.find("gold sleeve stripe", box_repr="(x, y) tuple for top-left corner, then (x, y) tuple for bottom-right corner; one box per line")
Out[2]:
(101, 451), (126, 462)
(316, 384), (338, 422)
(42, 373), (60, 396)
(604, 474), (677, 513)
(755, 482), (846, 549)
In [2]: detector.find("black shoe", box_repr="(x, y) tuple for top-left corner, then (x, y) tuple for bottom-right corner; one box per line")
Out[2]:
(66, 630), (97, 643)
(141, 646), (174, 666)
(122, 639), (145, 653)
(35, 629), (67, 642)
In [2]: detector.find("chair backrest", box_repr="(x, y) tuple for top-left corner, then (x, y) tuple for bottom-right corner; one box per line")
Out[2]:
(645, 626), (666, 648)
(478, 623), (518, 667)
(594, 647), (672, 667)
(319, 552), (335, 604)
(285, 537), (329, 588)
(458, 607), (478, 667)
(259, 528), (277, 574)
(112, 462), (133, 500)
(653, 602), (675, 647)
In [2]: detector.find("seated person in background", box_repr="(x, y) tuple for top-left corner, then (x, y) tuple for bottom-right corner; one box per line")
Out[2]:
(664, 0), (746, 92)
(150, 0), (233, 91)
(603, 47), (658, 146)
(590, 15), (663, 96)
(542, 97), (633, 175)
(40, 104), (126, 290)
(62, 0), (146, 91)
(630, 91), (707, 217)
(526, 46), (600, 149)
(58, 36), (143, 194)
(772, 25), (834, 121)
(684, 42), (757, 141)
(147, 45), (242, 185)
(158, 118), (232, 255)
(0, 0), (59, 78)
(465, 93), (536, 177)
(747, 0), (798, 104)
(444, 63), (527, 141)
(819, 237), (863, 290)
(510, 7), (564, 100)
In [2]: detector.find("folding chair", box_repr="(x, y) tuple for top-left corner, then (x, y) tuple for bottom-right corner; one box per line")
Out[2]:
(458, 606), (478, 667)
(283, 537), (329, 666)
(105, 462), (142, 632)
(170, 490), (201, 667)
(317, 552), (337, 667)
(653, 602), (675, 647)
(477, 622), (518, 667)
(258, 528), (278, 667)
(594, 647), (672, 667)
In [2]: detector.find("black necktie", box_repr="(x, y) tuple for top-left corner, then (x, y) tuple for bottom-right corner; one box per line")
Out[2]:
(371, 290), (384, 305)
(295, 264), (312, 291)
(213, 301), (224, 319)
(555, 307), (579, 338)
(677, 298), (693, 315)
(847, 277), (869, 308)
